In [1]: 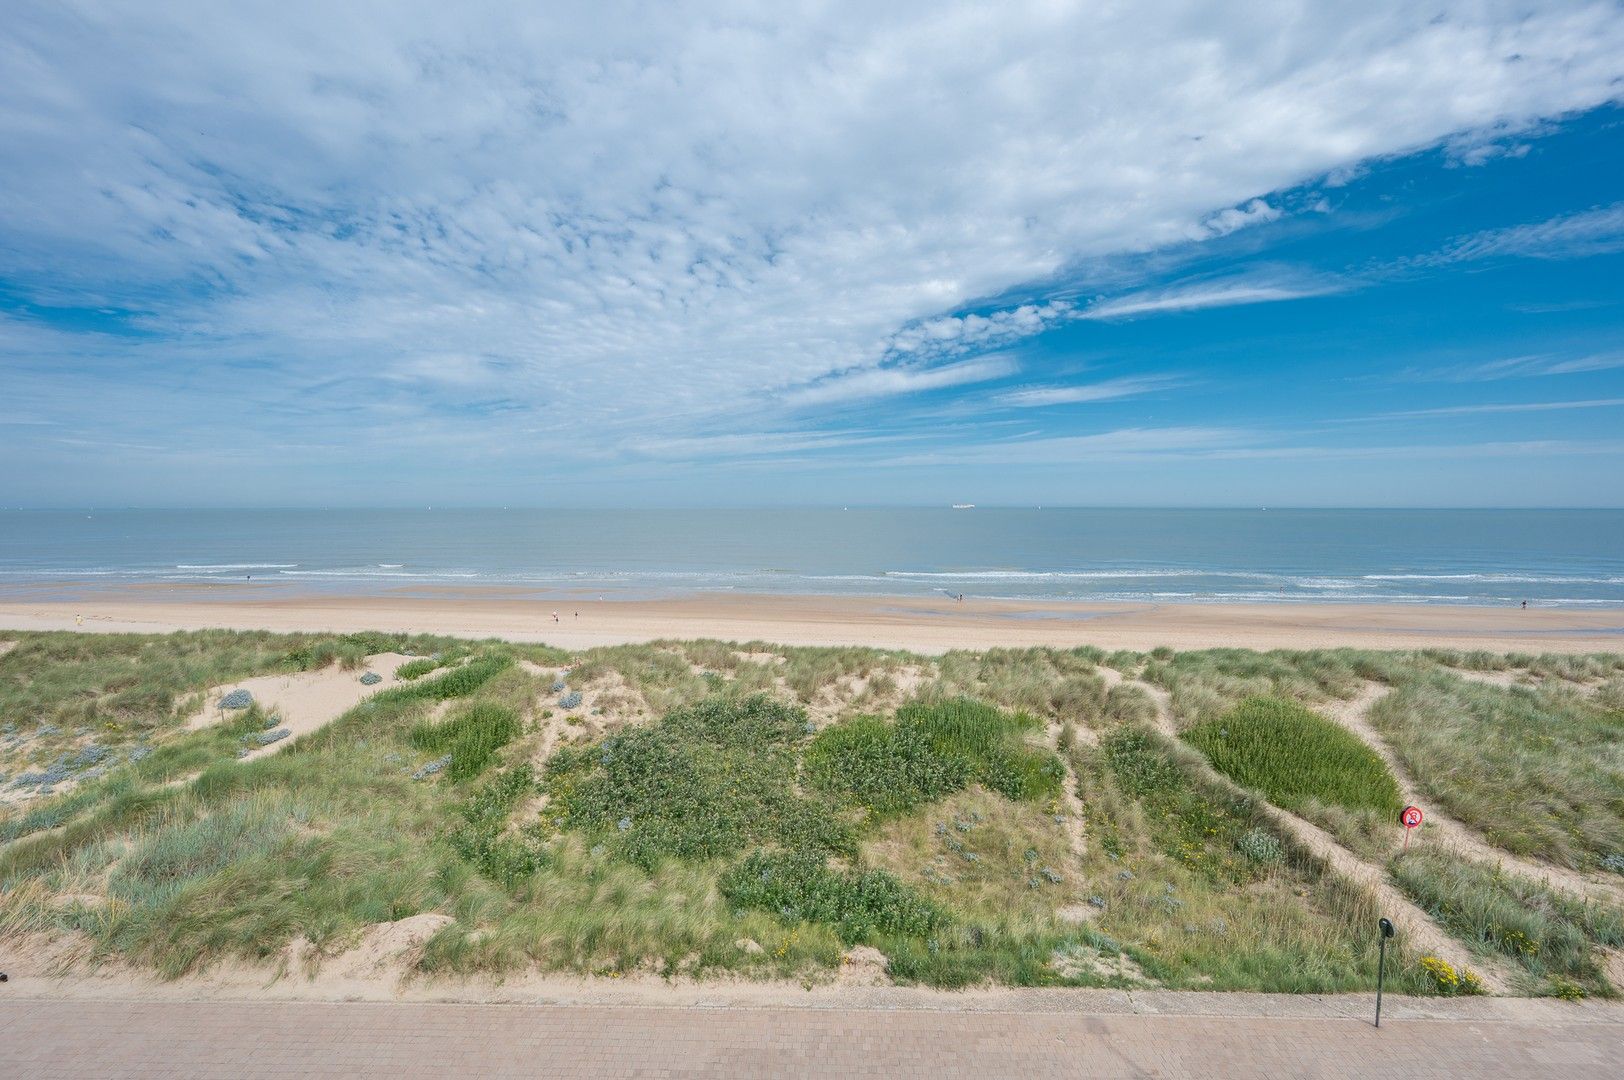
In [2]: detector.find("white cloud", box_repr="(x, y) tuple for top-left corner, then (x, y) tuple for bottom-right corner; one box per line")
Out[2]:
(2, 1), (1624, 484)
(1418, 350), (1624, 381)
(995, 375), (1181, 407)
(781, 354), (1018, 408)
(881, 426), (1254, 466)
(1194, 199), (1282, 240)
(1419, 203), (1624, 265)
(1379, 397), (1624, 418)
(1080, 279), (1344, 320)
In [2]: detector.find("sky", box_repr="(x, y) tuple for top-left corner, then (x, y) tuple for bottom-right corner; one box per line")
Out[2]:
(3, 1), (1624, 508)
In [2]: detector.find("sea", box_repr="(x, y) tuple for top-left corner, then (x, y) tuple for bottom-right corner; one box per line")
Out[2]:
(1, 508), (1622, 607)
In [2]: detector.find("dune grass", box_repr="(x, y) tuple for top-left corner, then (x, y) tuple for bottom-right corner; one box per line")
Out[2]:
(1078, 724), (1437, 993)
(1391, 850), (1624, 998)
(395, 657), (443, 680)
(410, 702), (521, 781)
(4, 630), (1622, 995)
(1368, 674), (1624, 871)
(1183, 697), (1403, 818)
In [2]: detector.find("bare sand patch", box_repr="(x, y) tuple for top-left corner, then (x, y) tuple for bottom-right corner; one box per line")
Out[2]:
(186, 652), (416, 760)
(835, 945), (892, 987)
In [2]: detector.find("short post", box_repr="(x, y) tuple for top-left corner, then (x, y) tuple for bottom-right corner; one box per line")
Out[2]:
(1375, 917), (1395, 1028)
(1399, 806), (1423, 853)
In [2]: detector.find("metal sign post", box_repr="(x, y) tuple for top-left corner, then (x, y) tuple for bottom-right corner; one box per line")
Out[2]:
(1375, 917), (1395, 1028)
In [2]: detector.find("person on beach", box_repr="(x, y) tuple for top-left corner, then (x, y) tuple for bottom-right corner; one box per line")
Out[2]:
(75, 614), (83, 628)
(1522, 600), (1527, 609)
(552, 611), (560, 623)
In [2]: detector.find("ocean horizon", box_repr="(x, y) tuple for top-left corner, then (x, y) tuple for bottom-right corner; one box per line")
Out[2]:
(2, 507), (1621, 608)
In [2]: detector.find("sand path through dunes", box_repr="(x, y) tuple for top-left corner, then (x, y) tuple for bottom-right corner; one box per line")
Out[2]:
(186, 653), (416, 760)
(1320, 683), (1624, 908)
(1094, 665), (1515, 991)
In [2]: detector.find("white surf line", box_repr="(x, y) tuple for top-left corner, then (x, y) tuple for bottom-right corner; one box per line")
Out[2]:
(1322, 682), (1624, 908)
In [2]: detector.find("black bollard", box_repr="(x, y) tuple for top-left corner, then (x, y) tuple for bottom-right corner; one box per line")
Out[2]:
(1375, 917), (1394, 1027)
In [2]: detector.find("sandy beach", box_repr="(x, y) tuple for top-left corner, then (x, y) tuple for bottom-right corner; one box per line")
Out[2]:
(0, 585), (1619, 653)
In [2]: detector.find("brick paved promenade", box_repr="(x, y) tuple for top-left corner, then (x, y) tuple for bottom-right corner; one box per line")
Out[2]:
(4, 997), (1620, 1078)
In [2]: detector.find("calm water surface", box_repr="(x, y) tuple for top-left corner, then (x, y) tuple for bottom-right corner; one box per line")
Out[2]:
(1, 508), (1621, 606)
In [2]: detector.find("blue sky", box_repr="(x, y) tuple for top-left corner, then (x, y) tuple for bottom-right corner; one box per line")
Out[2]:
(2, 1), (1624, 507)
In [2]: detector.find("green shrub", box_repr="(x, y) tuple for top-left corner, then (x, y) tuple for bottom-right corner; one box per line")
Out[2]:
(806, 698), (1062, 816)
(449, 765), (547, 885)
(410, 703), (521, 781)
(804, 716), (968, 816)
(1235, 827), (1283, 864)
(543, 695), (851, 868)
(1184, 697), (1402, 816)
(721, 848), (946, 943)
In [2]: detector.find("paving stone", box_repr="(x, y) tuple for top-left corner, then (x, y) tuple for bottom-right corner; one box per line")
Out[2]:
(0, 998), (1619, 1078)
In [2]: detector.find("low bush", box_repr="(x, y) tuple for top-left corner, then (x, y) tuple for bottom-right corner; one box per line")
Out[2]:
(721, 848), (946, 943)
(543, 695), (851, 868)
(806, 698), (1062, 816)
(1184, 697), (1402, 816)
(449, 765), (548, 885)
(803, 716), (967, 816)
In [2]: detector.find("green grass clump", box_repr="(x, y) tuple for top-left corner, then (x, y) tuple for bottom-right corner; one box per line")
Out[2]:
(806, 698), (1062, 816)
(410, 703), (521, 781)
(1183, 697), (1402, 817)
(1391, 850), (1623, 997)
(1101, 725), (1267, 883)
(385, 654), (513, 703)
(803, 716), (967, 816)
(395, 658), (443, 680)
(543, 694), (851, 868)
(1079, 728), (1433, 994)
(1369, 675), (1624, 869)
(721, 848), (947, 944)
(109, 797), (296, 911)
(448, 765), (548, 885)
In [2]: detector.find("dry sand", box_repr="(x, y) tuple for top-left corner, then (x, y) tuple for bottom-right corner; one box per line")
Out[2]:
(1, 587), (1620, 653)
(185, 651), (417, 760)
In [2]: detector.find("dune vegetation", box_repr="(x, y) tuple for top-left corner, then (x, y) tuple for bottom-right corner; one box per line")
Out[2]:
(1368, 673), (1624, 871)
(2, 630), (1621, 997)
(1183, 697), (1403, 818)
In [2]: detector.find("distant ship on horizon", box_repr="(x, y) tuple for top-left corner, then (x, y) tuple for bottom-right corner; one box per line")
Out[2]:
(951, 503), (975, 509)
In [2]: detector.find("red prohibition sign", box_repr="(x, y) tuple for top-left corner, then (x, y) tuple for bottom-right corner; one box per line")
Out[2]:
(1399, 805), (1423, 851)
